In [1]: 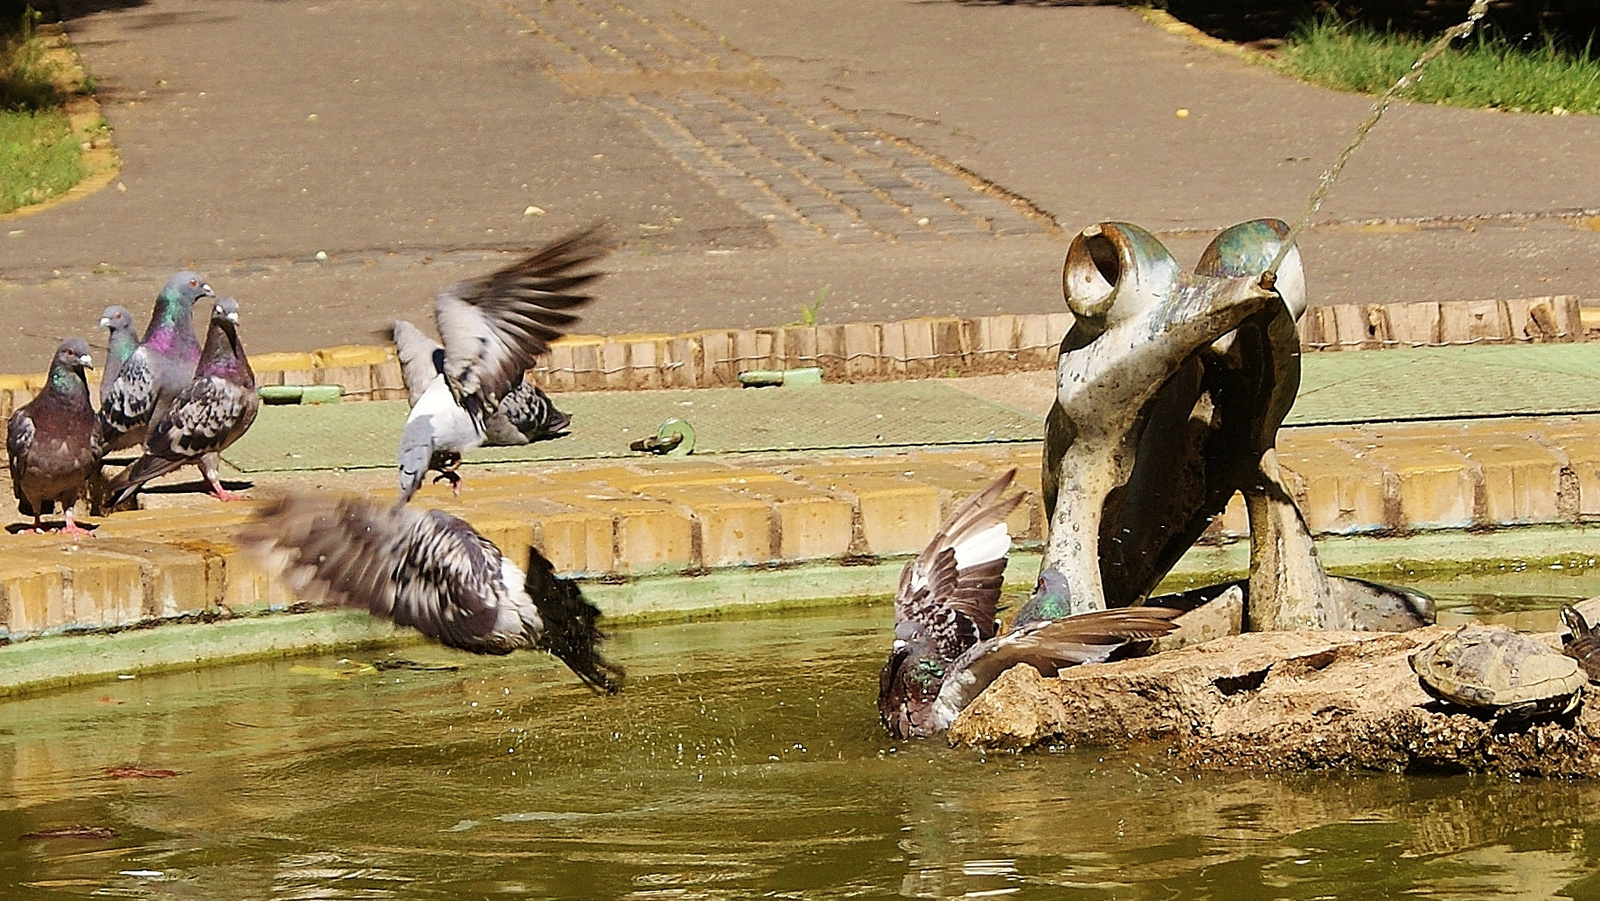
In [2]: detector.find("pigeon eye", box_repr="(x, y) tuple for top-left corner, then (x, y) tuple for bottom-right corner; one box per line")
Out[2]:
(188, 278), (198, 287)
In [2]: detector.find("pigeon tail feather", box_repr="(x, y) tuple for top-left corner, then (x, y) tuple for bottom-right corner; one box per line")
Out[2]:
(523, 547), (625, 694)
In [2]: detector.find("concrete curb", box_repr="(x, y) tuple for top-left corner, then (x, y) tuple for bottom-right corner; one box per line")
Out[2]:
(0, 298), (1582, 415)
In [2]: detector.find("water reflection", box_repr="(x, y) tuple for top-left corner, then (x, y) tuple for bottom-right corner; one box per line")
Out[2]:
(1, 594), (1600, 898)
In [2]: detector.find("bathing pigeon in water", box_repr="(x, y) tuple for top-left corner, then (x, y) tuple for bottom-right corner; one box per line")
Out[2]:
(241, 492), (625, 693)
(97, 305), (139, 409)
(878, 470), (1181, 739)
(104, 297), (258, 507)
(389, 226), (605, 505)
(99, 272), (214, 452)
(7, 339), (101, 535)
(390, 320), (573, 447)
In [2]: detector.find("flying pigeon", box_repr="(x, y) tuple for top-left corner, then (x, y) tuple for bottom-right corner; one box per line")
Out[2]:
(390, 319), (573, 447)
(878, 469), (1181, 739)
(7, 338), (102, 535)
(240, 491), (625, 692)
(103, 297), (258, 507)
(389, 226), (605, 505)
(99, 272), (215, 452)
(97, 305), (139, 409)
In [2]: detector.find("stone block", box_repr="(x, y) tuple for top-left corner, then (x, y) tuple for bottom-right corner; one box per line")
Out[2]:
(0, 555), (64, 636)
(599, 339), (632, 391)
(1543, 432), (1600, 517)
(1459, 439), (1564, 525)
(54, 548), (145, 627)
(699, 329), (737, 387)
(311, 345), (392, 368)
(664, 335), (702, 388)
(792, 474), (939, 556)
(842, 322), (881, 380)
(648, 486), (774, 567)
(881, 320), (908, 377)
(311, 363), (371, 395)
(251, 351), (316, 384)
(539, 489), (693, 574)
(1277, 435), (1388, 534)
(733, 480), (855, 560)
(967, 315), (1016, 372)
(1014, 314), (1057, 368)
(91, 537), (226, 619)
(1439, 299), (1512, 345)
(368, 358), (408, 401)
(1507, 295), (1581, 342)
(533, 510), (616, 574)
(554, 335), (605, 391)
(1358, 438), (1475, 529)
(815, 324), (848, 381)
(627, 335), (668, 390)
(1385, 301), (1442, 348)
(782, 325), (818, 369)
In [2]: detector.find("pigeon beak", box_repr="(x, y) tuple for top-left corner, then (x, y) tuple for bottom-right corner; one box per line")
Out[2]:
(97, 317), (111, 328)
(892, 639), (907, 651)
(226, 310), (239, 323)
(78, 354), (93, 369)
(200, 283), (215, 299)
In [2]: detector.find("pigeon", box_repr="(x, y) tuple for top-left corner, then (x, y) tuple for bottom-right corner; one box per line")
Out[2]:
(240, 491), (625, 692)
(390, 226), (605, 505)
(390, 319), (573, 447)
(7, 338), (102, 535)
(878, 469), (1182, 739)
(99, 272), (215, 452)
(97, 305), (139, 409)
(103, 297), (258, 507)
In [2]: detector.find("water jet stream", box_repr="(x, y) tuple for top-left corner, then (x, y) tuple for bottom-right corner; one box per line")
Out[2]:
(1261, 0), (1492, 286)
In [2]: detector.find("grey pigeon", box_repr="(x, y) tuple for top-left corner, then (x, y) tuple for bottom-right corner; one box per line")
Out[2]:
(390, 226), (605, 505)
(241, 491), (624, 692)
(99, 272), (215, 452)
(103, 297), (258, 507)
(878, 470), (1181, 739)
(391, 320), (573, 446)
(97, 305), (139, 409)
(7, 339), (101, 535)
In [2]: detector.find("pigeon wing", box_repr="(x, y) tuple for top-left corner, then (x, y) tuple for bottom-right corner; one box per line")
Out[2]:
(98, 347), (157, 445)
(894, 469), (1023, 659)
(434, 226), (606, 427)
(930, 607), (1183, 729)
(242, 494), (514, 653)
(387, 319), (446, 407)
(521, 546), (625, 693)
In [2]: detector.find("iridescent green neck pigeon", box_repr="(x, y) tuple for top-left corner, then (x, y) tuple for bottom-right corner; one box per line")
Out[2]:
(878, 470), (1181, 739)
(389, 226), (605, 506)
(97, 305), (138, 409)
(104, 297), (258, 507)
(7, 338), (101, 536)
(99, 272), (214, 452)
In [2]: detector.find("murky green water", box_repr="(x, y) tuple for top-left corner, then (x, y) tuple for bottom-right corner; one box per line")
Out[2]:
(6, 587), (1600, 900)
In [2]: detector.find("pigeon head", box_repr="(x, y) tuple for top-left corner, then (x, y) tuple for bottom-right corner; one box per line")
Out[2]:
(98, 305), (133, 332)
(212, 296), (240, 324)
(55, 338), (93, 372)
(878, 633), (947, 740)
(162, 271), (214, 306)
(1009, 567), (1074, 629)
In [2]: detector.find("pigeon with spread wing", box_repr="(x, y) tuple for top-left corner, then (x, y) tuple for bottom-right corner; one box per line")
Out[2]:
(878, 470), (1181, 739)
(389, 227), (605, 505)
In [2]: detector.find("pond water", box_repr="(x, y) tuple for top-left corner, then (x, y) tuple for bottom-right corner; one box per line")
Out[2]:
(5, 586), (1600, 900)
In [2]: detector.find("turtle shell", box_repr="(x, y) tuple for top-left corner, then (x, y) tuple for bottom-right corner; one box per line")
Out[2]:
(1410, 625), (1586, 717)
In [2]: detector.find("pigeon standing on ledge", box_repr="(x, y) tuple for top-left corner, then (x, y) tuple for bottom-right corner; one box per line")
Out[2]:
(389, 226), (606, 505)
(97, 305), (139, 409)
(7, 339), (101, 536)
(241, 492), (625, 693)
(878, 469), (1181, 739)
(104, 297), (258, 507)
(99, 272), (214, 452)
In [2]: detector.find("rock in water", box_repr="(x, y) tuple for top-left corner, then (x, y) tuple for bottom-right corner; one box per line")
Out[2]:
(104, 297), (258, 506)
(240, 492), (624, 692)
(7, 339), (101, 535)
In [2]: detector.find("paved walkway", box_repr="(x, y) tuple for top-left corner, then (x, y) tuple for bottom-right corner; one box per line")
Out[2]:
(0, 0), (1595, 367)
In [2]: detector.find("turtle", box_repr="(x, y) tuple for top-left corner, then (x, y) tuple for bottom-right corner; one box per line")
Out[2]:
(1409, 625), (1586, 719)
(1560, 605), (1600, 682)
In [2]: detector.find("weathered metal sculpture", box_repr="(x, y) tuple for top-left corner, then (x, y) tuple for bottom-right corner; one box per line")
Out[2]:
(1041, 219), (1430, 632)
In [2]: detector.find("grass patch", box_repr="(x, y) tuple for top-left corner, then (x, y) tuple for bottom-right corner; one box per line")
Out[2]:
(0, 7), (88, 213)
(0, 107), (81, 212)
(1277, 16), (1600, 115)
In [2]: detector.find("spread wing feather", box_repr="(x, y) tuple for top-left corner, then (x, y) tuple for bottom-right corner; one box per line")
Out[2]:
(435, 226), (606, 427)
(387, 319), (447, 407)
(241, 493), (517, 654)
(932, 607), (1183, 727)
(894, 469), (1023, 659)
